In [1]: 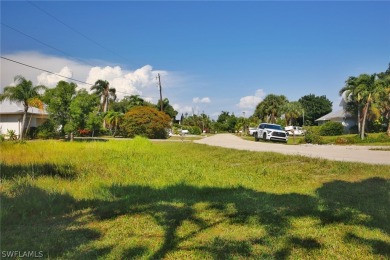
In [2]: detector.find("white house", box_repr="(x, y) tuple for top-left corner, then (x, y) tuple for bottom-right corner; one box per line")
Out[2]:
(315, 109), (356, 133)
(0, 102), (48, 138)
(315, 92), (357, 133)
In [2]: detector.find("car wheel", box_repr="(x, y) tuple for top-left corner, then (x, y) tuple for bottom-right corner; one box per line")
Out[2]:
(263, 133), (267, 141)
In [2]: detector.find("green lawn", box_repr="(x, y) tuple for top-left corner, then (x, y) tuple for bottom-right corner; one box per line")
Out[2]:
(1, 138), (389, 259)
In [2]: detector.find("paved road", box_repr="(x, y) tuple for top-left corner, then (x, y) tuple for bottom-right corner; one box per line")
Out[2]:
(194, 134), (390, 165)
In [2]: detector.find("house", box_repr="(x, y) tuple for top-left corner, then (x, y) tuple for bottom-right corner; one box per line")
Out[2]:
(315, 109), (357, 133)
(0, 102), (48, 138)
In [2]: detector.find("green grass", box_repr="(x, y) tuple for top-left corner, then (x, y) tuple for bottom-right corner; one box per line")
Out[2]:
(1, 138), (389, 259)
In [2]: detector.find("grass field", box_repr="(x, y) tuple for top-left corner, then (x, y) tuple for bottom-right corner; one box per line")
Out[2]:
(1, 138), (389, 259)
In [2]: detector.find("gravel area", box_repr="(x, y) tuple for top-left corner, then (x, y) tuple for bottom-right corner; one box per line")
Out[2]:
(194, 134), (390, 165)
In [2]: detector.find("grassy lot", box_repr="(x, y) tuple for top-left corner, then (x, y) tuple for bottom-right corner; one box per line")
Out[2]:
(1, 138), (389, 259)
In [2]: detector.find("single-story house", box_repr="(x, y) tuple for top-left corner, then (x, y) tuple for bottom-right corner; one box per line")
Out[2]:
(315, 109), (357, 133)
(0, 102), (48, 138)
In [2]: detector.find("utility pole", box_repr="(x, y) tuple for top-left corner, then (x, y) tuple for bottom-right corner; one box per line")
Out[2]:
(157, 73), (163, 111)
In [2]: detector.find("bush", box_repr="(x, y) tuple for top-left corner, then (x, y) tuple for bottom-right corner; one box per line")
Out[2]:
(182, 126), (202, 135)
(36, 120), (59, 139)
(303, 129), (323, 144)
(120, 106), (171, 139)
(319, 122), (344, 136)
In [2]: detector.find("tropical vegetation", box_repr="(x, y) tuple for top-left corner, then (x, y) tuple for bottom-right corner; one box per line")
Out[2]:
(0, 75), (46, 140)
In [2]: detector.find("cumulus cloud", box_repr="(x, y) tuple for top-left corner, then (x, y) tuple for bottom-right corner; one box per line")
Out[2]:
(84, 65), (164, 100)
(237, 89), (266, 109)
(173, 104), (193, 115)
(193, 97), (211, 104)
(0, 51), (171, 101)
(37, 66), (73, 87)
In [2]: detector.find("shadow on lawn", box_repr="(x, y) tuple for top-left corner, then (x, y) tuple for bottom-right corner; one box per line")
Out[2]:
(1, 178), (389, 259)
(1, 162), (77, 180)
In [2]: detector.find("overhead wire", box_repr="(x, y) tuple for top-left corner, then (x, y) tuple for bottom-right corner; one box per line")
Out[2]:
(1, 22), (95, 67)
(25, 0), (133, 64)
(1, 56), (158, 99)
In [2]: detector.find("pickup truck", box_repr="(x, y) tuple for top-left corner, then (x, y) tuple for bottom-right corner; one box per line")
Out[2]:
(285, 126), (305, 136)
(254, 123), (288, 143)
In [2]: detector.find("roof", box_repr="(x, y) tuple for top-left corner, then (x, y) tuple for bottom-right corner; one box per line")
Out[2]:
(0, 101), (48, 115)
(315, 109), (351, 122)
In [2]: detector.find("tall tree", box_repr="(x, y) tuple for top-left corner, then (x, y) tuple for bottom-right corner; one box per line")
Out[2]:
(0, 75), (46, 140)
(42, 81), (77, 137)
(298, 94), (332, 125)
(104, 111), (123, 137)
(254, 94), (288, 123)
(90, 80), (116, 113)
(282, 101), (303, 126)
(340, 74), (382, 139)
(156, 98), (178, 119)
(377, 64), (390, 136)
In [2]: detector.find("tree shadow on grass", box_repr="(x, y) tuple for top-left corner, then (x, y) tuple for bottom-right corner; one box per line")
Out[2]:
(317, 177), (390, 234)
(1, 177), (388, 259)
(1, 162), (77, 180)
(87, 184), (320, 259)
(0, 185), (110, 258)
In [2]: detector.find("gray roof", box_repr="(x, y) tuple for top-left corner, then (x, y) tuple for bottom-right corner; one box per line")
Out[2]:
(315, 109), (351, 122)
(0, 101), (48, 115)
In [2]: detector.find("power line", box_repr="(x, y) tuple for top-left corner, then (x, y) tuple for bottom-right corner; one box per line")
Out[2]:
(26, 0), (132, 64)
(1, 56), (158, 99)
(1, 22), (95, 67)
(1, 56), (93, 85)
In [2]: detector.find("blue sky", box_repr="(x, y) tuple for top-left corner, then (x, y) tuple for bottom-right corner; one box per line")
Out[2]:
(1, 1), (389, 118)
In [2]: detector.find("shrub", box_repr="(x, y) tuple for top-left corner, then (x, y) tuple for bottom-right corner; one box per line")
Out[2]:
(319, 122), (344, 136)
(121, 106), (171, 139)
(36, 120), (60, 139)
(302, 129), (323, 144)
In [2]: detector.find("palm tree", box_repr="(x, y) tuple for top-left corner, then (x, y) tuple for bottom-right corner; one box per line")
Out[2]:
(104, 111), (123, 137)
(90, 80), (116, 113)
(254, 94), (288, 123)
(340, 74), (380, 139)
(282, 101), (303, 126)
(128, 95), (145, 107)
(0, 75), (46, 140)
(340, 76), (361, 133)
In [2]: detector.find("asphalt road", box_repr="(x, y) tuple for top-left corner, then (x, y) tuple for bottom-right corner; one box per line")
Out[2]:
(194, 134), (390, 165)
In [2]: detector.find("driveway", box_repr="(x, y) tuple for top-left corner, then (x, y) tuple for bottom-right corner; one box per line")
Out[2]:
(194, 134), (390, 165)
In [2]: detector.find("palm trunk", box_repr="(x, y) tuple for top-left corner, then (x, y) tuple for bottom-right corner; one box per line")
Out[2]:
(360, 98), (371, 140)
(387, 123), (390, 137)
(20, 105), (28, 140)
(25, 112), (33, 139)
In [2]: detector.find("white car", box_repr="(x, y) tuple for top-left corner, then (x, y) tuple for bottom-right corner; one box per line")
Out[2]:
(254, 123), (288, 143)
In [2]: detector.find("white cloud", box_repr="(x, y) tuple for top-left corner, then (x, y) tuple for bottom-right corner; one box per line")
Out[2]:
(84, 65), (165, 100)
(37, 66), (73, 87)
(193, 97), (211, 104)
(237, 89), (266, 109)
(173, 104), (193, 115)
(0, 51), (170, 101)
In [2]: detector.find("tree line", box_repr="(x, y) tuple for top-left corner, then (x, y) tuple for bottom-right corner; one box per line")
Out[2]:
(1, 63), (389, 140)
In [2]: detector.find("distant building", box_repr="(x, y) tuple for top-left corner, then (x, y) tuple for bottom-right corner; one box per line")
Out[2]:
(0, 102), (48, 138)
(315, 92), (357, 133)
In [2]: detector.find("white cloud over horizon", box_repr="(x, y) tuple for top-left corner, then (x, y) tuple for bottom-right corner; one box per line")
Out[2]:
(1, 51), (169, 101)
(237, 89), (266, 110)
(193, 97), (211, 104)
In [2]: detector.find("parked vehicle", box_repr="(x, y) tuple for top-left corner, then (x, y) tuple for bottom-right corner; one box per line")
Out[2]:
(254, 123), (288, 143)
(285, 126), (305, 136)
(248, 127), (257, 136)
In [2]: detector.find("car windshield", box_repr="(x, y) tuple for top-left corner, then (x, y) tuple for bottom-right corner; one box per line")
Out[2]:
(266, 124), (283, 130)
